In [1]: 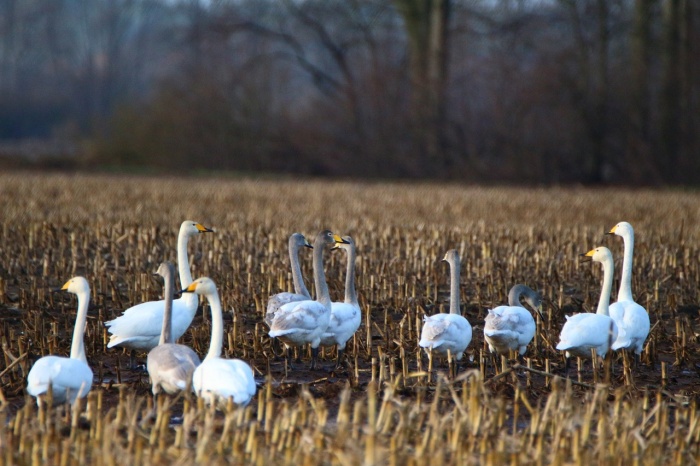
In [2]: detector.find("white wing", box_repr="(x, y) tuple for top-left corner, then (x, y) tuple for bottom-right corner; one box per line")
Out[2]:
(321, 302), (361, 349)
(265, 292), (309, 326)
(106, 295), (198, 351)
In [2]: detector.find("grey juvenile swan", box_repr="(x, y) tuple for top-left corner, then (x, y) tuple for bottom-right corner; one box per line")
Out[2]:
(265, 233), (313, 326)
(146, 261), (201, 402)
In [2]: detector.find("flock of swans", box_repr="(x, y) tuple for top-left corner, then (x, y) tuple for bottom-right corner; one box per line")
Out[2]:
(24, 219), (650, 409)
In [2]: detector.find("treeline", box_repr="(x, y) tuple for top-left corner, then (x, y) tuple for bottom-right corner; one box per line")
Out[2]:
(0, 0), (698, 184)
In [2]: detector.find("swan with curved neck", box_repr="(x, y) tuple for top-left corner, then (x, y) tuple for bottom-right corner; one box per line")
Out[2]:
(419, 250), (472, 362)
(265, 233), (313, 326)
(105, 221), (213, 366)
(27, 277), (93, 405)
(484, 284), (543, 356)
(269, 230), (346, 369)
(557, 247), (620, 367)
(147, 262), (201, 399)
(606, 221), (650, 358)
(320, 236), (361, 368)
(183, 277), (256, 407)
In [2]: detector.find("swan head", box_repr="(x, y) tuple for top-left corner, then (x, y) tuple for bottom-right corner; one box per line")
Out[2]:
(181, 276), (217, 296)
(180, 220), (214, 237)
(290, 233), (313, 250)
(315, 230), (347, 249)
(332, 235), (354, 251)
(154, 261), (175, 280)
(58, 276), (90, 295)
(580, 247), (613, 265)
(441, 249), (459, 265)
(522, 289), (543, 313)
(606, 221), (633, 238)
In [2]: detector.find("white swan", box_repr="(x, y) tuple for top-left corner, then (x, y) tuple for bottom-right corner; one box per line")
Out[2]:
(184, 277), (256, 407)
(557, 247), (620, 368)
(419, 250), (472, 361)
(105, 220), (213, 365)
(147, 262), (201, 399)
(27, 277), (93, 405)
(265, 233), (313, 326)
(269, 230), (346, 369)
(606, 222), (651, 360)
(320, 236), (361, 368)
(484, 284), (543, 356)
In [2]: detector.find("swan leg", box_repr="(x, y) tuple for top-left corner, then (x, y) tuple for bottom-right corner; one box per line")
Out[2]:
(270, 338), (285, 359)
(151, 391), (159, 419)
(285, 345), (297, 371)
(334, 348), (345, 370)
(310, 347), (319, 370)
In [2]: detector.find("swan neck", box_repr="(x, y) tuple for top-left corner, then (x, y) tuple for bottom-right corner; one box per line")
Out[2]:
(344, 246), (358, 304)
(449, 259), (460, 315)
(618, 231), (634, 302)
(596, 256), (614, 316)
(312, 239), (331, 308)
(290, 243), (310, 298)
(205, 291), (224, 360)
(507, 285), (526, 307)
(70, 289), (90, 364)
(177, 228), (193, 288)
(160, 271), (175, 345)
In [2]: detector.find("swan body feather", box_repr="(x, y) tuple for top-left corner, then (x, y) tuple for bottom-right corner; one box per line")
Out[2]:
(193, 358), (256, 407)
(419, 313), (472, 360)
(27, 356), (93, 404)
(484, 306), (536, 355)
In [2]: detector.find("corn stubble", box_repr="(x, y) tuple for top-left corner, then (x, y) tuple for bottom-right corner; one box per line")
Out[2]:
(0, 173), (699, 464)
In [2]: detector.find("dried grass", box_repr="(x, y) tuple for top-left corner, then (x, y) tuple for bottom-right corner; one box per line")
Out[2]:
(0, 172), (699, 464)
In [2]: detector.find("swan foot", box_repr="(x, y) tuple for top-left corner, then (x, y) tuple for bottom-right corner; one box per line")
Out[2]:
(128, 350), (147, 372)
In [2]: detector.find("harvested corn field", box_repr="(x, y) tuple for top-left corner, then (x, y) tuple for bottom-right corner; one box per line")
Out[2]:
(0, 172), (699, 464)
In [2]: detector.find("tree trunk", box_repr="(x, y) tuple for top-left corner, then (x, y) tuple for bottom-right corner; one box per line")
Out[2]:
(660, 0), (681, 181)
(395, 0), (450, 172)
(631, 0), (654, 141)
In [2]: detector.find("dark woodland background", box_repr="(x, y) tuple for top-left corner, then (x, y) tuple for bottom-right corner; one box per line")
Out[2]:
(0, 0), (697, 185)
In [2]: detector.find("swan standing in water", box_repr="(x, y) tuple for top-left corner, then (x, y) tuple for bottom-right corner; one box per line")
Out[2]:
(105, 220), (213, 367)
(419, 250), (472, 364)
(320, 236), (361, 369)
(183, 277), (256, 407)
(147, 262), (201, 402)
(27, 277), (93, 405)
(265, 233), (313, 327)
(606, 222), (650, 364)
(269, 230), (347, 369)
(557, 247), (620, 372)
(484, 284), (543, 357)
